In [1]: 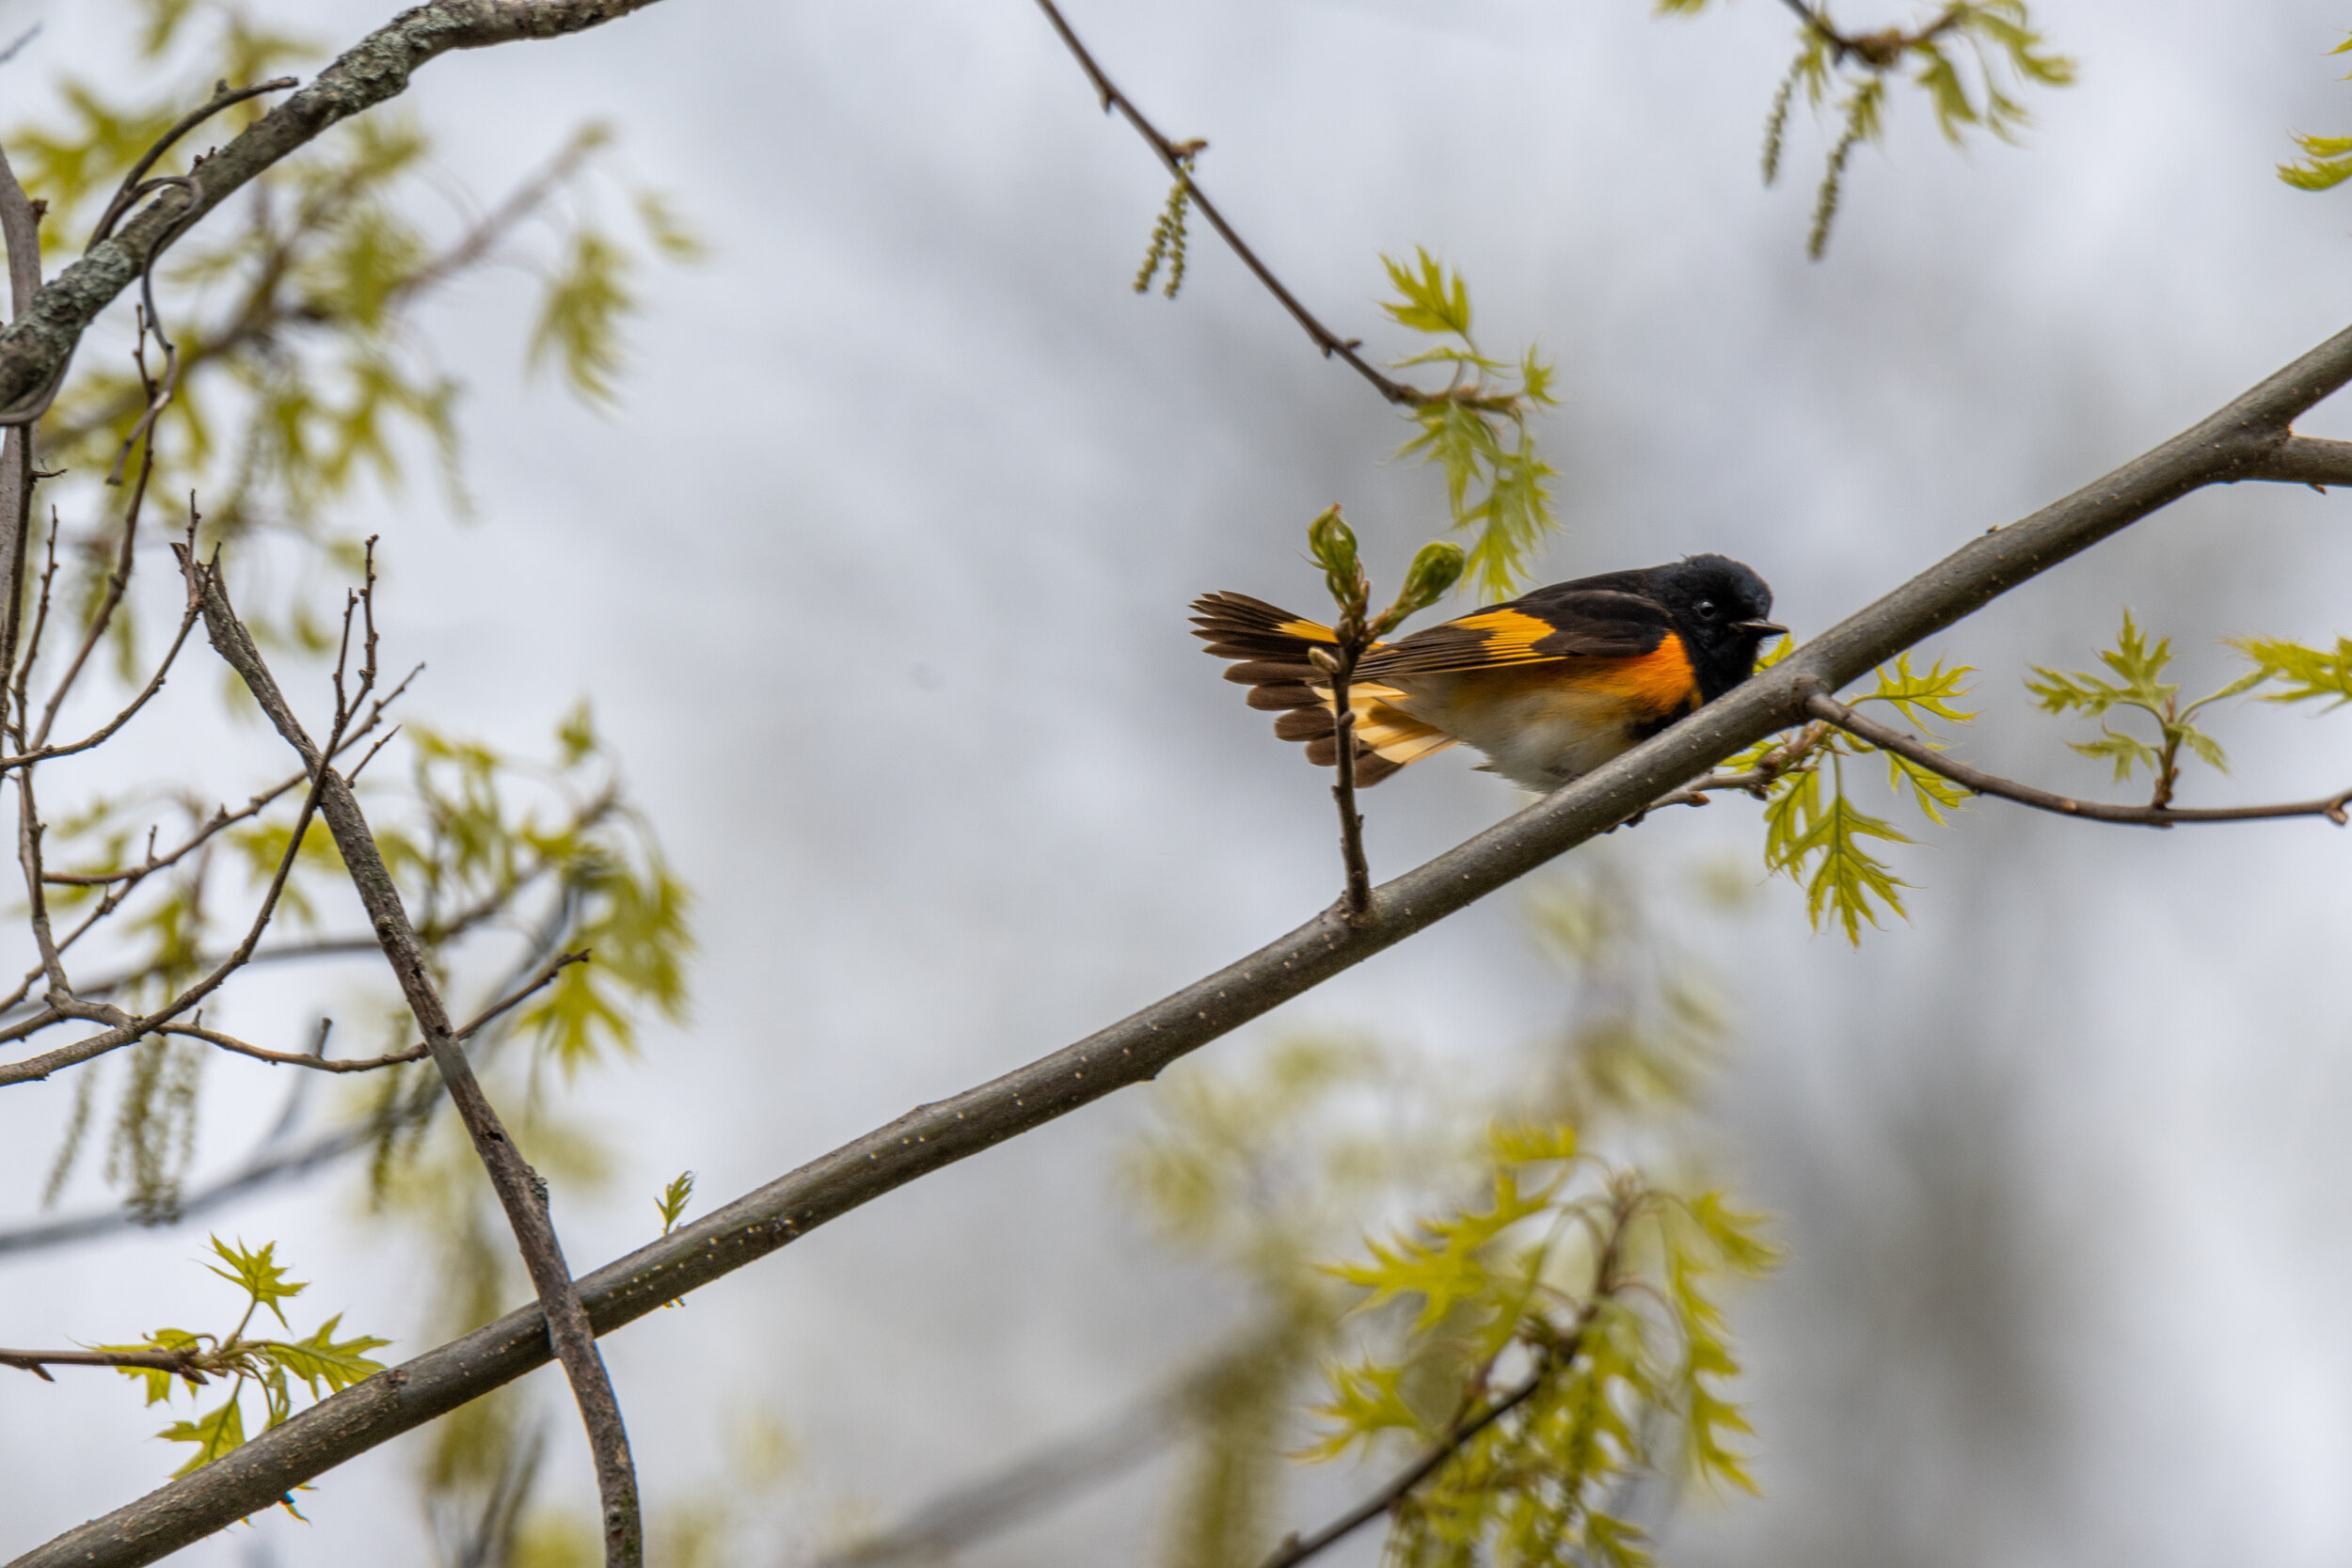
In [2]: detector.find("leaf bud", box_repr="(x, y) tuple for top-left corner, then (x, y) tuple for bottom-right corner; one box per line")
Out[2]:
(1306, 505), (1365, 609)
(1388, 539), (1466, 619)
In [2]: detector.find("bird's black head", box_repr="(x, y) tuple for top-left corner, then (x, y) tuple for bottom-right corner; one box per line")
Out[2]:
(1645, 554), (1785, 701)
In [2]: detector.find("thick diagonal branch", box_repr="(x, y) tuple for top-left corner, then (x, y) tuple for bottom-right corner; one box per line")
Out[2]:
(178, 552), (641, 1568)
(20, 314), (2352, 1568)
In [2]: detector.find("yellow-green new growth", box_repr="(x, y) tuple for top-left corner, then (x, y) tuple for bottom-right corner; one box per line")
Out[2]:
(1731, 0), (2074, 257)
(2027, 610), (2260, 805)
(1308, 1132), (1778, 1568)
(102, 1236), (389, 1483)
(1735, 653), (1979, 944)
(2280, 33), (2352, 189)
(1378, 249), (1562, 601)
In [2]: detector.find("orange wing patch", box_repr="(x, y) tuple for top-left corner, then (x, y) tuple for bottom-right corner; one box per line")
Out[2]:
(1445, 609), (1559, 664)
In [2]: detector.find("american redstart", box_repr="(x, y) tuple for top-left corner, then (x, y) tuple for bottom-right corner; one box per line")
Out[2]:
(1192, 554), (1787, 793)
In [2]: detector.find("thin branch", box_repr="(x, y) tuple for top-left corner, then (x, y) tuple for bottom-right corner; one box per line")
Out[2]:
(1029, 0), (1422, 407)
(0, 665), (417, 1021)
(0, 600), (199, 771)
(0, 883), (582, 1259)
(0, 726), (339, 1085)
(40, 127), (596, 454)
(1804, 689), (2352, 827)
(1315, 630), (1375, 926)
(9, 522), (57, 748)
(1259, 1353), (1563, 1568)
(0, 138), (42, 748)
(85, 79), (300, 251)
(0, 1346), (205, 1385)
(389, 126), (607, 307)
(181, 551), (642, 1568)
(157, 950), (585, 1072)
(24, 281), (2352, 1568)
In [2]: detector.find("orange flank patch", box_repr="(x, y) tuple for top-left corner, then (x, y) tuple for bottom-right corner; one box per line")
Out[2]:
(1454, 634), (1699, 725)
(1569, 633), (1700, 718)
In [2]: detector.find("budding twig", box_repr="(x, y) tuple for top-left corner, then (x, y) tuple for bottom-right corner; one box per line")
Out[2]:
(1804, 688), (2352, 828)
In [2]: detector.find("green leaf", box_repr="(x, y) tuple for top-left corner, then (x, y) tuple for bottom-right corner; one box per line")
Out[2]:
(656, 1170), (696, 1236)
(1860, 653), (1978, 730)
(2281, 132), (2352, 191)
(101, 1328), (202, 1407)
(2231, 634), (2352, 707)
(1301, 1359), (1425, 1459)
(1379, 247), (1473, 340)
(1327, 1166), (1557, 1332)
(1488, 1121), (1578, 1166)
(530, 230), (635, 404)
(2026, 610), (2174, 719)
(203, 1236), (306, 1331)
(2068, 725), (2159, 784)
(1883, 749), (1971, 824)
(159, 1396), (246, 1476)
(255, 1315), (391, 1402)
(1760, 756), (1911, 943)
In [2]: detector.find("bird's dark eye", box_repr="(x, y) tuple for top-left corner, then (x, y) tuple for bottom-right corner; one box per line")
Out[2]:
(1694, 599), (1720, 622)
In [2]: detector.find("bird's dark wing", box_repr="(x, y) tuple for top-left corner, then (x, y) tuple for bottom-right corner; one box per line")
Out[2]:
(1359, 588), (1670, 677)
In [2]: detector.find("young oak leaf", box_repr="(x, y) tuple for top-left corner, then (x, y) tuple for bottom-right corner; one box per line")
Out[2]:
(1327, 1166), (1558, 1332)
(159, 1399), (246, 1478)
(257, 1315), (391, 1401)
(1859, 652), (1978, 731)
(204, 1236), (306, 1331)
(99, 1327), (203, 1407)
(1300, 1358), (1426, 1460)
(2231, 633), (2352, 708)
(1379, 246), (1472, 338)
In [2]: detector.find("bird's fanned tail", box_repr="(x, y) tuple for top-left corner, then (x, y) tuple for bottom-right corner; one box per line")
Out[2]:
(1189, 592), (1455, 785)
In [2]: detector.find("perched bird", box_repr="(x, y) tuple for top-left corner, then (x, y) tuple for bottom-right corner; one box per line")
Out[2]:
(1192, 554), (1786, 793)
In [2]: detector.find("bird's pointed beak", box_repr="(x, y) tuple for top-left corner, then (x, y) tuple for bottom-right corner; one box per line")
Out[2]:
(1738, 619), (1789, 639)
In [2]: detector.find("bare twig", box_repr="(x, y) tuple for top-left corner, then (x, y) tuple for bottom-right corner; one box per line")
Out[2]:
(0, 1345), (205, 1386)
(87, 79), (296, 250)
(181, 550), (642, 1568)
(1030, 0), (1422, 407)
(1804, 689), (2352, 827)
(85, 79), (300, 251)
(157, 949), (586, 1072)
(0, 886), (584, 1258)
(0, 139), (43, 740)
(0, 665), (417, 1021)
(1323, 639), (1374, 926)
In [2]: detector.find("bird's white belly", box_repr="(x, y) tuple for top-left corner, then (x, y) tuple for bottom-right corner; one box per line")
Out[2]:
(1389, 673), (1646, 793)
